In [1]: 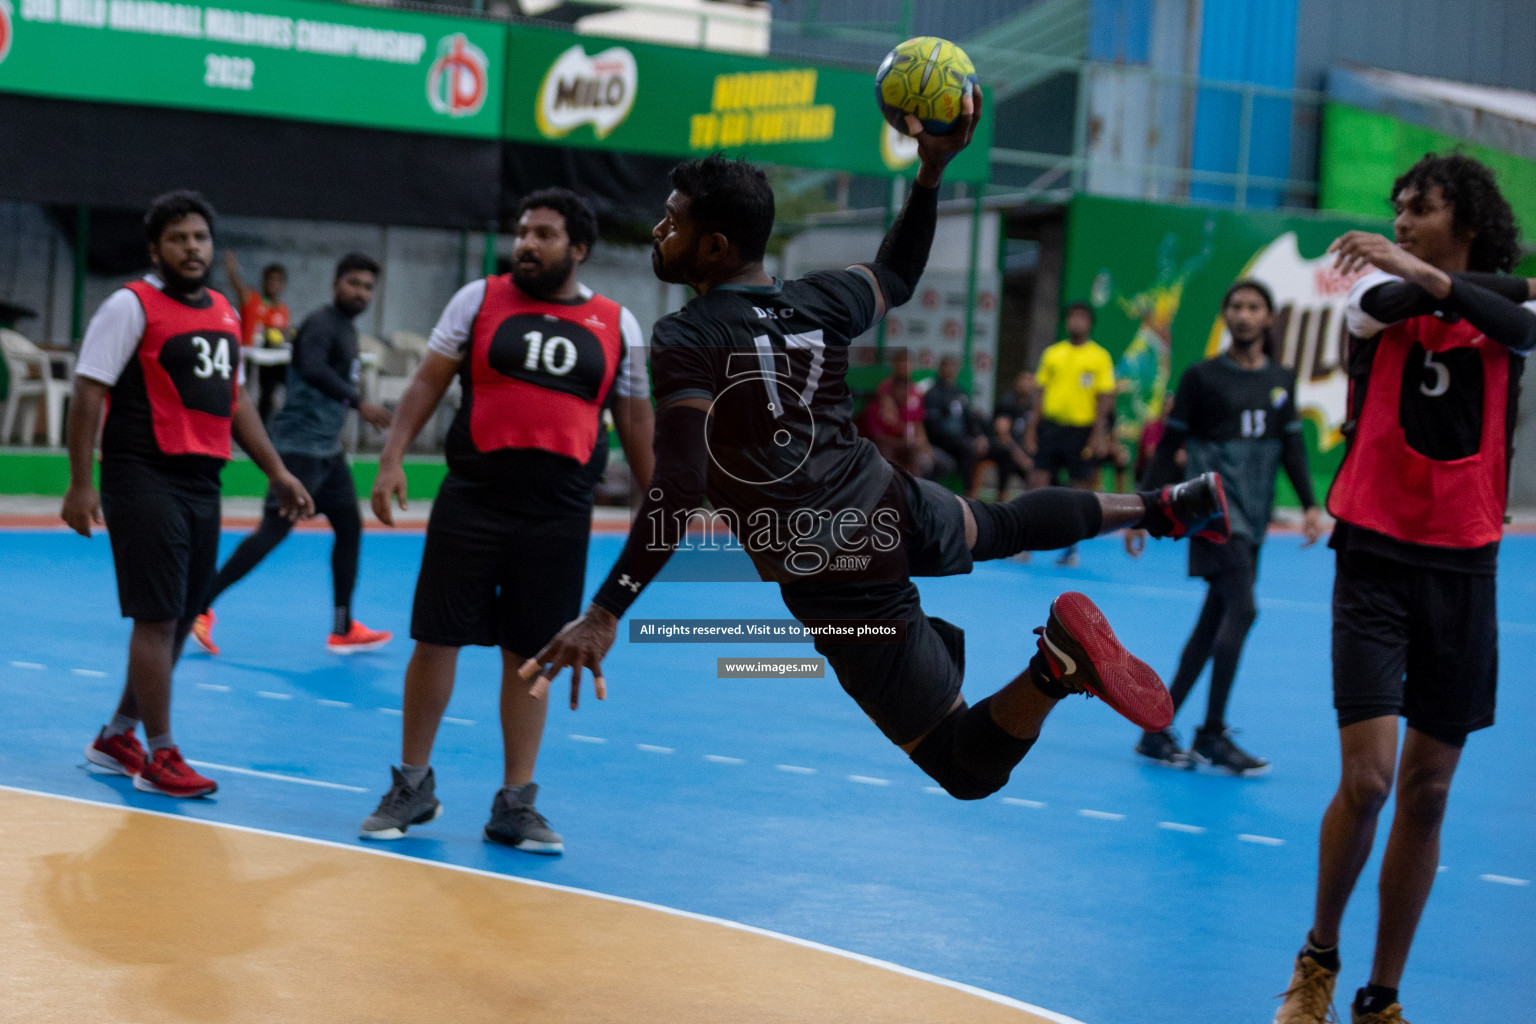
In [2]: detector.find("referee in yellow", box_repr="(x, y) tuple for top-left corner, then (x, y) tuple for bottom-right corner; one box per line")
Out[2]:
(1024, 301), (1117, 567)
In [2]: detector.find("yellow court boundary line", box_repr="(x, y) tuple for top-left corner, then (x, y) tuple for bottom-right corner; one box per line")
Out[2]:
(0, 782), (1092, 1024)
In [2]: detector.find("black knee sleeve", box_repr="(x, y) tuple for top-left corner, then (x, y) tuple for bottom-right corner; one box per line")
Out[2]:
(908, 696), (1037, 800)
(967, 488), (1104, 561)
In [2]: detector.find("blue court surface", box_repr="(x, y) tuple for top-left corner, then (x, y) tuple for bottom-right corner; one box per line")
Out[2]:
(3, 524), (1532, 1024)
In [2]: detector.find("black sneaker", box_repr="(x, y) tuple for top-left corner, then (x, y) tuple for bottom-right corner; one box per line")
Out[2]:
(1191, 726), (1270, 776)
(1139, 472), (1231, 542)
(484, 782), (564, 855)
(1135, 728), (1192, 768)
(1032, 591), (1174, 731)
(359, 766), (443, 840)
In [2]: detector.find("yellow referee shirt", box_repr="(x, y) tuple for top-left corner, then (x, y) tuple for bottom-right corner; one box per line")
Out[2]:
(1036, 339), (1116, 427)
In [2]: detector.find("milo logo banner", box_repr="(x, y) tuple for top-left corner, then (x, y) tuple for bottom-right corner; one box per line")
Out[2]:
(503, 24), (991, 183)
(1061, 194), (1389, 491)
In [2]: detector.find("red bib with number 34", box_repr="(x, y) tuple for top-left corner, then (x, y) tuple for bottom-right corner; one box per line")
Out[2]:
(1329, 315), (1512, 548)
(123, 280), (240, 459)
(467, 275), (623, 462)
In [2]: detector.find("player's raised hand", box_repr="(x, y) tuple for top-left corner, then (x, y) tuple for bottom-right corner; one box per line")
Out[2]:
(907, 86), (982, 184)
(521, 604), (617, 709)
(371, 461), (408, 526)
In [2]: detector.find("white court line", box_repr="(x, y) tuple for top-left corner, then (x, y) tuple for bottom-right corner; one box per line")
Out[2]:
(847, 775), (889, 786)
(196, 683), (231, 692)
(1479, 874), (1530, 887)
(923, 786), (946, 794)
(569, 734), (607, 744)
(71, 668), (107, 677)
(1002, 797), (1046, 809)
(704, 755), (744, 764)
(1438, 865), (1449, 873)
(1078, 809), (1126, 821)
(637, 744), (674, 754)
(183, 761), (367, 792)
(1238, 834), (1286, 846)
(444, 717), (475, 726)
(378, 708), (403, 716)
(10, 661), (44, 669)
(0, 784), (1094, 1024)
(776, 764), (817, 775)
(1159, 822), (1207, 834)
(257, 691), (294, 701)
(317, 699), (352, 708)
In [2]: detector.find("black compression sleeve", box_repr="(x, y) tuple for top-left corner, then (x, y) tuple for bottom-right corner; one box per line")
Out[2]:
(1446, 276), (1536, 352)
(1281, 429), (1316, 508)
(592, 404), (710, 617)
(293, 325), (361, 406)
(1358, 280), (1437, 324)
(861, 181), (940, 309)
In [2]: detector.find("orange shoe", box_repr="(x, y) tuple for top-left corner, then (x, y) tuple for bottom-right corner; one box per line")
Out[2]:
(191, 611), (219, 655)
(328, 621), (394, 654)
(134, 747), (218, 798)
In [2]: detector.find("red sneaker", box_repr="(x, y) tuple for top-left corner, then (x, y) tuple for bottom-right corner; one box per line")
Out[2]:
(327, 621), (394, 654)
(134, 747), (218, 798)
(1033, 591), (1174, 731)
(191, 611), (219, 655)
(85, 728), (147, 777)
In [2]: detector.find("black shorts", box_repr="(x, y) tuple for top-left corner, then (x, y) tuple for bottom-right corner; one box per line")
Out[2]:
(267, 452), (357, 521)
(1190, 534), (1259, 579)
(101, 469), (221, 621)
(1035, 421), (1094, 482)
(776, 474), (976, 746)
(1332, 550), (1497, 746)
(780, 578), (965, 747)
(410, 476), (590, 654)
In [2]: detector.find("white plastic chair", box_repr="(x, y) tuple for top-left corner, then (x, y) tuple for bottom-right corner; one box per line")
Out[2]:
(1, 329), (73, 448)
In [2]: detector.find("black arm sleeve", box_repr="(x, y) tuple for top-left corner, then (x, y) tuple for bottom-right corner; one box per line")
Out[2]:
(592, 404), (710, 617)
(1357, 273), (1531, 333)
(858, 181), (939, 310)
(1281, 429), (1316, 508)
(1446, 276), (1536, 353)
(293, 323), (361, 407)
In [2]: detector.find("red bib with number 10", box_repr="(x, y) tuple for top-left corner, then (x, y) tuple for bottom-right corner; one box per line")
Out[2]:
(1329, 315), (1512, 549)
(468, 276), (624, 462)
(123, 280), (240, 460)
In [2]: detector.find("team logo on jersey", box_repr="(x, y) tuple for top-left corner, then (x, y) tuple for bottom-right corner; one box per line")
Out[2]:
(427, 34), (489, 118)
(1270, 386), (1288, 408)
(0, 0), (14, 66)
(536, 44), (637, 140)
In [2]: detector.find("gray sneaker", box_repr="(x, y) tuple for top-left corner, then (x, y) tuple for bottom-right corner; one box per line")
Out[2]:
(359, 766), (443, 840)
(484, 783), (564, 855)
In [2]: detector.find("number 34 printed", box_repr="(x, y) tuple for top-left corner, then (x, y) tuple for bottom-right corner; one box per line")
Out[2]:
(190, 336), (233, 380)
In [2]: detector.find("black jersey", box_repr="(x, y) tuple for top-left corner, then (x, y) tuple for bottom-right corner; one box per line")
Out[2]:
(1150, 353), (1312, 544)
(650, 271), (902, 583)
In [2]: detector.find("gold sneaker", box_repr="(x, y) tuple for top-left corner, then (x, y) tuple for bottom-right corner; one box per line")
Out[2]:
(1353, 1004), (1409, 1024)
(1274, 953), (1339, 1023)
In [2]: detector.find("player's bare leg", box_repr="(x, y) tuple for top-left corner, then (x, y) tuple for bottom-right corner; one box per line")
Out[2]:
(1311, 717), (1399, 948)
(499, 649), (549, 788)
(400, 641), (459, 767)
(1370, 727), (1462, 989)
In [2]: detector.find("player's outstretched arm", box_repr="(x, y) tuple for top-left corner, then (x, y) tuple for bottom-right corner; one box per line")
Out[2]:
(521, 397), (711, 708)
(371, 350), (458, 526)
(851, 88), (984, 318)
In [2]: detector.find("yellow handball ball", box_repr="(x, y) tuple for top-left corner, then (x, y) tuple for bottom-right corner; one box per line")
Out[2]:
(874, 36), (977, 137)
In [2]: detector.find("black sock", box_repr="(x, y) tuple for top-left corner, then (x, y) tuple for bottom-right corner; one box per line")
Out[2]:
(966, 489), (1103, 561)
(1354, 984), (1398, 1015)
(333, 606), (351, 635)
(1027, 649), (1072, 699)
(1302, 931), (1340, 972)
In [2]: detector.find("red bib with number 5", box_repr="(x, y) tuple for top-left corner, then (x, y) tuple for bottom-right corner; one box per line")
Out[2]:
(1329, 315), (1512, 548)
(122, 280), (240, 459)
(466, 275), (623, 461)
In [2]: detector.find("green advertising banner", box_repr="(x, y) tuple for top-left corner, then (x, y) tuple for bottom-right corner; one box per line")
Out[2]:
(0, 0), (504, 136)
(1062, 194), (1390, 499)
(501, 25), (992, 183)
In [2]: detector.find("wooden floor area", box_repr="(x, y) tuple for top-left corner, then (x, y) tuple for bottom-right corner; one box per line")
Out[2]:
(1, 788), (1060, 1023)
